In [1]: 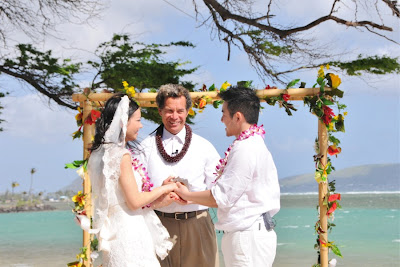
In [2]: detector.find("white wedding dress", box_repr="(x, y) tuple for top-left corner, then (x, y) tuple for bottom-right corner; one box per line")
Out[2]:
(88, 96), (172, 267)
(89, 148), (173, 267)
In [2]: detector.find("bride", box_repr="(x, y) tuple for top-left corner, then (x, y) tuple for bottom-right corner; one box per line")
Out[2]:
(88, 94), (178, 266)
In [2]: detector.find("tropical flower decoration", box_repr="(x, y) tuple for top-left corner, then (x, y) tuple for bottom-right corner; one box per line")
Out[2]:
(264, 79), (300, 116)
(188, 82), (231, 116)
(307, 65), (346, 266)
(72, 106), (102, 139)
(72, 191), (86, 213)
(122, 81), (136, 98)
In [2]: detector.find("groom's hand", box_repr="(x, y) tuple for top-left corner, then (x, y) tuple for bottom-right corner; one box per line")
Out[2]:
(170, 192), (188, 205)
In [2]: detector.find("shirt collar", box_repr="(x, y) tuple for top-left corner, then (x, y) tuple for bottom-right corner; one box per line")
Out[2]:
(162, 125), (186, 144)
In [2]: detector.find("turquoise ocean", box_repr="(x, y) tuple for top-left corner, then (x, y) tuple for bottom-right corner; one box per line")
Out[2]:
(1, 193), (399, 267)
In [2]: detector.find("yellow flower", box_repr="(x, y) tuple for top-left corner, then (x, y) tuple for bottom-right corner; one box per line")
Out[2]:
(188, 107), (195, 116)
(126, 86), (136, 98)
(67, 261), (82, 267)
(75, 107), (83, 122)
(344, 111), (348, 116)
(122, 81), (129, 89)
(220, 81), (231, 91)
(329, 73), (341, 89)
(328, 122), (335, 131)
(318, 66), (325, 78)
(326, 64), (330, 70)
(72, 191), (85, 206)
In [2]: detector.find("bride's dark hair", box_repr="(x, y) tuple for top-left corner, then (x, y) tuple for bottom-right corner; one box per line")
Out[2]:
(90, 93), (139, 151)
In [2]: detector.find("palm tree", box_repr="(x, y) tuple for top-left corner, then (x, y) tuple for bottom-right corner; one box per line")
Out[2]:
(11, 181), (19, 201)
(29, 168), (36, 203)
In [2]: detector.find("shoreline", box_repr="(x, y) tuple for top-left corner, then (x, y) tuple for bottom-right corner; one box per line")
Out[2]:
(0, 200), (71, 213)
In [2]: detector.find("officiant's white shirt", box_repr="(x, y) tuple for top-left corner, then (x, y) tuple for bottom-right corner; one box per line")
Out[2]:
(211, 134), (280, 232)
(138, 126), (220, 213)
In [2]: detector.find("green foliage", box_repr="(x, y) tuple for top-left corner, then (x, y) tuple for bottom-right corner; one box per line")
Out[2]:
(0, 90), (8, 131)
(329, 55), (400, 76)
(90, 34), (197, 92)
(246, 30), (293, 56)
(0, 44), (82, 109)
(0, 34), (198, 125)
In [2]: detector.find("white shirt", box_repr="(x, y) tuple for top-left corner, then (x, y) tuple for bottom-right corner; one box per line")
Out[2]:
(138, 126), (220, 213)
(211, 135), (280, 232)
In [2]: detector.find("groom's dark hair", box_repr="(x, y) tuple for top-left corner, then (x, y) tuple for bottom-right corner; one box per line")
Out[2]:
(219, 86), (260, 124)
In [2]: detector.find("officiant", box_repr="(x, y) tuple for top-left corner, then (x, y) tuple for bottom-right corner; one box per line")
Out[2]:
(137, 84), (220, 267)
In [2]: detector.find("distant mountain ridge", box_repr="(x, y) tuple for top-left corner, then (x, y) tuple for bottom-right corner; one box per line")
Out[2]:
(279, 163), (400, 193)
(62, 163), (400, 193)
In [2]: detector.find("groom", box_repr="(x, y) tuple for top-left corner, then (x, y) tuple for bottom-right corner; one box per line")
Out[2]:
(138, 84), (220, 267)
(174, 86), (281, 267)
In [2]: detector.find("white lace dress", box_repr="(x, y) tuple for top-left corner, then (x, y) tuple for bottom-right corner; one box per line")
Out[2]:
(89, 147), (172, 267)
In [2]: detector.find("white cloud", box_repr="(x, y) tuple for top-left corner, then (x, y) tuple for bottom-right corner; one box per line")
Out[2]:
(2, 94), (77, 144)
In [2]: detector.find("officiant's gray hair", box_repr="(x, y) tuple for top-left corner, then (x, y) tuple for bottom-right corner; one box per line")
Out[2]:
(156, 84), (192, 110)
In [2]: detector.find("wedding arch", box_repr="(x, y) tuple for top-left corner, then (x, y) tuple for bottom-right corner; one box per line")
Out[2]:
(67, 69), (345, 267)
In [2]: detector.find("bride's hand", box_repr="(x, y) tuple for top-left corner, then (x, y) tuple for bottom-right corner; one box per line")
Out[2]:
(163, 182), (178, 193)
(162, 176), (176, 185)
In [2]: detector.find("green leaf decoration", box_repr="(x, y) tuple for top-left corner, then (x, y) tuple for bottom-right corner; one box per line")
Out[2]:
(212, 100), (223, 108)
(330, 244), (343, 258)
(208, 84), (216, 91)
(286, 78), (300, 89)
(237, 80), (253, 88)
(327, 88), (344, 98)
(72, 131), (83, 140)
(335, 114), (345, 132)
(65, 160), (86, 169)
(322, 99), (334, 105)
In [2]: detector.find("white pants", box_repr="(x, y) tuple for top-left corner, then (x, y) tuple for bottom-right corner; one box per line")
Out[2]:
(221, 218), (277, 267)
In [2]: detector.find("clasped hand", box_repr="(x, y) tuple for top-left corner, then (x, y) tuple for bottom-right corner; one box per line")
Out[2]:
(162, 176), (191, 205)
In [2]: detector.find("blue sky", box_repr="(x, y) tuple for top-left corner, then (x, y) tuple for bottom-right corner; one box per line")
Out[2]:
(0, 0), (399, 194)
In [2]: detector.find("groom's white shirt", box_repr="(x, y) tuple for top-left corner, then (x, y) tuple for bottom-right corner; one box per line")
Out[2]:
(138, 126), (220, 213)
(211, 134), (280, 232)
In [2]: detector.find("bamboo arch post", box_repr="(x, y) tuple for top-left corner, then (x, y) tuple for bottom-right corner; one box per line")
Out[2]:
(318, 120), (329, 267)
(81, 99), (95, 266)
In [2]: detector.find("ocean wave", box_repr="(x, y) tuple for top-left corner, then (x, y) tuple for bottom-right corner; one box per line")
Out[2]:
(281, 191), (400, 196)
(392, 239), (400, 243)
(277, 242), (296, 246)
(281, 225), (299, 229)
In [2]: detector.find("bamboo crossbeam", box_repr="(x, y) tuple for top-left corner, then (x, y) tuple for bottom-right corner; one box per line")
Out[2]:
(71, 87), (327, 104)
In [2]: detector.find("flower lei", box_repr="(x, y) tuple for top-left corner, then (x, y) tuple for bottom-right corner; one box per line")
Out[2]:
(213, 124), (266, 184)
(129, 149), (154, 208)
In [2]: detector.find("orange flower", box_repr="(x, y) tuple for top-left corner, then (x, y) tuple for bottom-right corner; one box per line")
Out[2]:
(198, 98), (207, 109)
